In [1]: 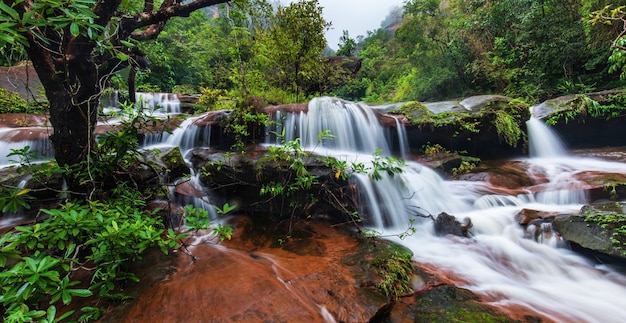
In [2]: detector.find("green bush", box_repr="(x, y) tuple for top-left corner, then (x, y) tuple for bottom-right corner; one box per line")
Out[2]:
(0, 88), (28, 113)
(172, 84), (197, 95)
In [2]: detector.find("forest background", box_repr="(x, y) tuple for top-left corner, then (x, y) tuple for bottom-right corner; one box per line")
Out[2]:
(5, 0), (626, 107)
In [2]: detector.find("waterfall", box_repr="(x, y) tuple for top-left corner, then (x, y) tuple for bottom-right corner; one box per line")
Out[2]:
(0, 128), (53, 167)
(393, 116), (409, 158)
(136, 92), (181, 114)
(142, 115), (212, 155)
(274, 97), (626, 322)
(526, 117), (568, 158)
(271, 97), (394, 155)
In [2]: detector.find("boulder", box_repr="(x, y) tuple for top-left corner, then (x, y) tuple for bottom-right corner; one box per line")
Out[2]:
(434, 212), (472, 237)
(398, 95), (530, 159)
(459, 95), (511, 112)
(553, 202), (626, 261)
(176, 94), (201, 114)
(140, 146), (190, 182)
(188, 146), (353, 222)
(410, 284), (526, 322)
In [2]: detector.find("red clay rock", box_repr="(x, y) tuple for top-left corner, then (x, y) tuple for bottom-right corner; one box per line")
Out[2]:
(108, 220), (390, 322)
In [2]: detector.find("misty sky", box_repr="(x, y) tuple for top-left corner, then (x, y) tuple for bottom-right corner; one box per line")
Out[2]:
(279, 0), (406, 49)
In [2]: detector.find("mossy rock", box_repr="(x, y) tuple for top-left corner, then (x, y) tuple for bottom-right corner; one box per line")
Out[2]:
(403, 97), (530, 159)
(141, 146), (190, 181)
(554, 202), (626, 259)
(389, 101), (432, 123)
(533, 89), (626, 121)
(343, 236), (415, 303)
(413, 285), (513, 323)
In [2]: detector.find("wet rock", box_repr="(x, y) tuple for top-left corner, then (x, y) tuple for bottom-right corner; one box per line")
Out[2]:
(0, 63), (45, 101)
(176, 94), (200, 113)
(378, 112), (409, 127)
(415, 152), (463, 175)
(553, 202), (626, 260)
(141, 146), (190, 181)
(188, 147), (353, 223)
(0, 127), (51, 142)
(191, 110), (232, 127)
(0, 113), (50, 127)
(411, 285), (516, 323)
(460, 94), (512, 112)
(101, 222), (396, 323)
(423, 101), (467, 114)
(515, 208), (557, 225)
(434, 212), (472, 237)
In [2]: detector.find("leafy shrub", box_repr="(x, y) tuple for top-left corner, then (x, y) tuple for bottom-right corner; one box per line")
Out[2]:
(172, 84), (197, 95)
(0, 88), (27, 113)
(136, 83), (161, 93)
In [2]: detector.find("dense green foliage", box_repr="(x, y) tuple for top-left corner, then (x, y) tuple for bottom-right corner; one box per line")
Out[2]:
(5, 0), (625, 105)
(0, 88), (26, 113)
(341, 0), (626, 103)
(123, 0), (330, 105)
(0, 106), (233, 321)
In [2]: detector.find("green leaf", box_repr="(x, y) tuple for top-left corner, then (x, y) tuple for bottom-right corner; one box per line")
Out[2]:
(116, 51), (129, 61)
(62, 291), (72, 305)
(69, 288), (93, 297)
(120, 39), (135, 47)
(0, 2), (19, 20)
(70, 22), (80, 37)
(46, 305), (56, 323)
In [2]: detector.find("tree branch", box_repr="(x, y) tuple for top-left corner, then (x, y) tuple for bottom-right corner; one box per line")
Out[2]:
(121, 0), (229, 40)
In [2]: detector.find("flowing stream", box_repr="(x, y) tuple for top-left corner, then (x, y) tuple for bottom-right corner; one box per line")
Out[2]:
(269, 97), (626, 322)
(3, 94), (626, 321)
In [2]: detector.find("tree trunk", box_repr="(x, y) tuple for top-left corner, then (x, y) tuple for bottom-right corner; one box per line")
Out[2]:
(128, 68), (137, 103)
(28, 49), (101, 196)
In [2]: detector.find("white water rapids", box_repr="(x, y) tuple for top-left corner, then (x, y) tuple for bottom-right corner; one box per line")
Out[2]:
(269, 97), (626, 322)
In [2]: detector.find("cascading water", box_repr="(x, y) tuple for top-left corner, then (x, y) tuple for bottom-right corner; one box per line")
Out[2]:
(271, 97), (626, 322)
(135, 92), (182, 115)
(0, 128), (53, 167)
(527, 117), (568, 158)
(269, 97), (393, 154)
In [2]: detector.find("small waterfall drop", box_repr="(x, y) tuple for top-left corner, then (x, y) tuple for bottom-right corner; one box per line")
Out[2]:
(272, 97), (393, 154)
(142, 114), (212, 155)
(0, 128), (53, 167)
(136, 92), (181, 114)
(393, 116), (409, 158)
(526, 117), (568, 158)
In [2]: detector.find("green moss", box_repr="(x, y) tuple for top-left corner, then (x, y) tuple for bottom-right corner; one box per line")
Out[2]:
(0, 88), (28, 113)
(414, 285), (513, 323)
(487, 99), (530, 148)
(369, 242), (414, 301)
(493, 109), (523, 147)
(389, 101), (431, 124)
(583, 203), (626, 255)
